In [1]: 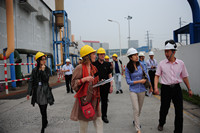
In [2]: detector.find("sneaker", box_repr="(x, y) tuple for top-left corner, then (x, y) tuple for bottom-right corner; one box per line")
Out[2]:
(157, 124), (163, 131)
(116, 91), (119, 94)
(120, 90), (123, 93)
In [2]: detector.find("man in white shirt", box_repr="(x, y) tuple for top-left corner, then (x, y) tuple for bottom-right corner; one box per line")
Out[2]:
(146, 51), (157, 94)
(62, 59), (74, 93)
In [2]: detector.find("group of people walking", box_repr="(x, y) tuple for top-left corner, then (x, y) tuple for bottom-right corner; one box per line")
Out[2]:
(26, 39), (193, 133)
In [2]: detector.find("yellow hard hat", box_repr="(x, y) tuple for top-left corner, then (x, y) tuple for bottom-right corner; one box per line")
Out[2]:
(112, 53), (118, 58)
(97, 47), (106, 54)
(35, 52), (46, 61)
(80, 45), (96, 57)
(105, 55), (109, 59)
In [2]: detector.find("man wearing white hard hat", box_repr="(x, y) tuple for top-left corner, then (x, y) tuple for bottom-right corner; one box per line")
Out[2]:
(62, 58), (74, 93)
(138, 52), (147, 72)
(78, 57), (82, 65)
(154, 40), (193, 132)
(146, 51), (157, 94)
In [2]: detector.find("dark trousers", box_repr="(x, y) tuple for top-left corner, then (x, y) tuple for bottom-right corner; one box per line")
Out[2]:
(65, 74), (72, 92)
(38, 104), (48, 129)
(100, 84), (110, 118)
(159, 84), (183, 133)
(148, 70), (156, 90)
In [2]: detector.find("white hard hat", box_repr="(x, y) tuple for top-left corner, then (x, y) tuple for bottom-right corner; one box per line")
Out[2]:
(66, 58), (70, 62)
(138, 52), (145, 57)
(79, 57), (82, 60)
(127, 48), (138, 57)
(165, 43), (177, 50)
(149, 51), (154, 56)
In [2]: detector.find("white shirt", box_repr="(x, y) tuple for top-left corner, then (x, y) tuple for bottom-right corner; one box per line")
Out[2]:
(62, 64), (74, 75)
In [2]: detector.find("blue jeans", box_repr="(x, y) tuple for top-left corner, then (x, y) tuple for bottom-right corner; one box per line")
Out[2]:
(114, 73), (121, 91)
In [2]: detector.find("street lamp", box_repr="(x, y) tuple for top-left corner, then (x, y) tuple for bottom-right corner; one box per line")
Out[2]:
(108, 19), (121, 58)
(125, 15), (132, 45)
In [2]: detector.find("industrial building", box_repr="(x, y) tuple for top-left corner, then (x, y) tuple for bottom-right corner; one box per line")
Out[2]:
(0, 0), (79, 93)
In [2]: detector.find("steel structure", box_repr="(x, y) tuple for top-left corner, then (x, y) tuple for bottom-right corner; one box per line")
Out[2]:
(174, 0), (200, 44)
(52, 10), (70, 72)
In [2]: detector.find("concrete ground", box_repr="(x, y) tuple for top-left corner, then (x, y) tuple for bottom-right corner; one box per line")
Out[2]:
(0, 78), (200, 133)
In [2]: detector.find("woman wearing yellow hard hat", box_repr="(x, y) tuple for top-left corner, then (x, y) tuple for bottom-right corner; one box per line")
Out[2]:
(70, 45), (103, 133)
(27, 51), (54, 133)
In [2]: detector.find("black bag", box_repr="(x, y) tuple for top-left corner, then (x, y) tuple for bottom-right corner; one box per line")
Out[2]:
(140, 64), (151, 89)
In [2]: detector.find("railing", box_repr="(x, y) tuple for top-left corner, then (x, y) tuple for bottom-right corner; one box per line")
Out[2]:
(0, 54), (36, 94)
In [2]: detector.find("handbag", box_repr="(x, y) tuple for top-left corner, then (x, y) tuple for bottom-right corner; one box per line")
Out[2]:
(140, 64), (151, 89)
(78, 98), (95, 119)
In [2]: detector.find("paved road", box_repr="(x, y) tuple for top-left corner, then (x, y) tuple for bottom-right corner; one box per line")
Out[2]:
(0, 78), (200, 133)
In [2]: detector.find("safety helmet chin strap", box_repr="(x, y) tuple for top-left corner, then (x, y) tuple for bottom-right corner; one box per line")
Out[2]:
(87, 54), (92, 63)
(168, 50), (175, 60)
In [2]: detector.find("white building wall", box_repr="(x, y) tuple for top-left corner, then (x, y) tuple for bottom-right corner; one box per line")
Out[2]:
(144, 43), (200, 95)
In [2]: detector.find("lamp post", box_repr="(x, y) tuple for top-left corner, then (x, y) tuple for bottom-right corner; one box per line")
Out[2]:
(108, 19), (121, 58)
(125, 15), (132, 45)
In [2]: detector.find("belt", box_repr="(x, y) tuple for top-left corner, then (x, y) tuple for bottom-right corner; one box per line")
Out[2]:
(149, 70), (156, 72)
(163, 83), (180, 88)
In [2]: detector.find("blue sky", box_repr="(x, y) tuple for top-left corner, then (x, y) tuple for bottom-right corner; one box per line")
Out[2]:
(64, 0), (199, 49)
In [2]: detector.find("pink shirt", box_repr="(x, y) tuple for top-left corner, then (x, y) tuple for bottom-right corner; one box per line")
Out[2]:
(155, 59), (189, 85)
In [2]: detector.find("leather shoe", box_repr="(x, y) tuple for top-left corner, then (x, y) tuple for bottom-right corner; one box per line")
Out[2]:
(41, 128), (45, 133)
(102, 117), (109, 123)
(157, 124), (163, 131)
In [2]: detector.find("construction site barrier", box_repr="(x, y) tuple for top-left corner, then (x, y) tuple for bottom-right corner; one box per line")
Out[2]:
(0, 63), (36, 66)
(57, 69), (64, 82)
(0, 54), (37, 94)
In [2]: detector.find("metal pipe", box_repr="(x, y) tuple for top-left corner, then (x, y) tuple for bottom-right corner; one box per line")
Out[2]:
(31, 55), (34, 70)
(64, 12), (67, 62)
(187, 0), (200, 23)
(66, 12), (70, 58)
(0, 0), (15, 60)
(9, 51), (16, 88)
(27, 55), (30, 73)
(52, 12), (56, 72)
(56, 28), (64, 66)
(50, 57), (52, 75)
